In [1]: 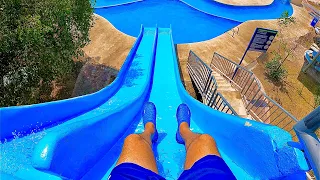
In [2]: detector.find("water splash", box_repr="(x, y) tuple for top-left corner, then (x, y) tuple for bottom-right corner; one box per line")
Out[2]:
(0, 130), (47, 175)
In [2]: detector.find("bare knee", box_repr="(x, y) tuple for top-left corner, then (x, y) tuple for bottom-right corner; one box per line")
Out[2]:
(195, 134), (220, 156)
(124, 134), (143, 144)
(198, 134), (216, 145)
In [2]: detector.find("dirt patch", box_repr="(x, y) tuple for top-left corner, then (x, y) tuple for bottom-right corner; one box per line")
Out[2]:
(73, 59), (118, 97)
(62, 15), (136, 97)
(52, 14), (135, 98)
(83, 15), (135, 70)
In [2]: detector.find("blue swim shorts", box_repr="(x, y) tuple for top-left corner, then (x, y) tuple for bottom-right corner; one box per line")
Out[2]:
(109, 155), (236, 180)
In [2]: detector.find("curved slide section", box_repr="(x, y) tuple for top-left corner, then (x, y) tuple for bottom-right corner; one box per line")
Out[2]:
(88, 27), (308, 180)
(82, 27), (309, 180)
(2, 26), (309, 179)
(0, 27), (144, 142)
(14, 27), (158, 180)
(179, 0), (293, 22)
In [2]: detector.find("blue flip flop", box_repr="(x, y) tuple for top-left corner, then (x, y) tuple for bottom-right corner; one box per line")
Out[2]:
(176, 103), (191, 144)
(142, 102), (158, 143)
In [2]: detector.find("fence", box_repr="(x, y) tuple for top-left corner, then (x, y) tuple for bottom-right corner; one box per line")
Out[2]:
(187, 51), (238, 116)
(210, 52), (299, 140)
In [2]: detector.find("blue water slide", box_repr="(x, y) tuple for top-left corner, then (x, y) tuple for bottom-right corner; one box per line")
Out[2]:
(12, 27), (158, 179)
(1, 27), (309, 179)
(179, 0), (293, 22)
(0, 26), (145, 142)
(83, 27), (309, 179)
(70, 28), (309, 179)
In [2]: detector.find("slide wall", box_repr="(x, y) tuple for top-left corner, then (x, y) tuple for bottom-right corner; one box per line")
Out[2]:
(25, 27), (158, 179)
(0, 27), (145, 142)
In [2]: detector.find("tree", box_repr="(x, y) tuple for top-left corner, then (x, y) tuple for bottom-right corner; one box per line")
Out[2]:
(264, 11), (295, 82)
(265, 52), (287, 82)
(274, 11), (296, 71)
(0, 0), (94, 106)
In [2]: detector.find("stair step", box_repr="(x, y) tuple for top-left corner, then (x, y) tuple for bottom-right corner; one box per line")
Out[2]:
(218, 91), (249, 117)
(217, 87), (236, 92)
(213, 75), (225, 79)
(217, 83), (232, 88)
(215, 79), (226, 82)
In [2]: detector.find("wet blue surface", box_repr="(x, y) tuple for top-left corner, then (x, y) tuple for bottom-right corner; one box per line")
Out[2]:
(95, 0), (241, 43)
(94, 0), (292, 43)
(181, 0), (293, 22)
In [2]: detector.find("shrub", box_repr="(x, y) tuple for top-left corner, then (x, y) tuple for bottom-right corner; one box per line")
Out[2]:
(265, 54), (287, 82)
(0, 0), (94, 106)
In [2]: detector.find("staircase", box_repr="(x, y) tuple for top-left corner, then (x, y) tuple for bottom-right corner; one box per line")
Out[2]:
(187, 50), (318, 180)
(187, 50), (299, 138)
(212, 71), (251, 119)
(187, 51), (238, 116)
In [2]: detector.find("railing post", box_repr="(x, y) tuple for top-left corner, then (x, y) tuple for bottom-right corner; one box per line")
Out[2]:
(187, 51), (239, 116)
(232, 46), (249, 79)
(291, 107), (320, 179)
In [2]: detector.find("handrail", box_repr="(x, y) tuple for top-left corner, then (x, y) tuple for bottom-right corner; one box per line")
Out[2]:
(291, 107), (320, 179)
(210, 52), (299, 140)
(302, 0), (320, 18)
(211, 92), (239, 115)
(187, 51), (238, 116)
(210, 51), (320, 178)
(212, 52), (262, 90)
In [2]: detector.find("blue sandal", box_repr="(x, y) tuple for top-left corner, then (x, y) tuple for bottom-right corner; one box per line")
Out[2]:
(176, 103), (191, 144)
(142, 102), (158, 143)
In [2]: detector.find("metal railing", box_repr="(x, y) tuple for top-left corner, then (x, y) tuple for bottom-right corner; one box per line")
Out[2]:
(292, 107), (320, 180)
(210, 52), (299, 140)
(187, 51), (238, 116)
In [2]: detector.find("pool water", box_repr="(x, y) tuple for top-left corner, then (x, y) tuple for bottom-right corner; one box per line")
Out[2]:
(94, 0), (292, 44)
(95, 0), (241, 43)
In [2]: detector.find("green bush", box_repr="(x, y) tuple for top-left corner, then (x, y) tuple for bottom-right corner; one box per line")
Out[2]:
(0, 0), (94, 106)
(265, 54), (287, 82)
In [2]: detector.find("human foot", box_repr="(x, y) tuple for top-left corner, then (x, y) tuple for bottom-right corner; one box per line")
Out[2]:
(142, 102), (158, 143)
(176, 103), (191, 144)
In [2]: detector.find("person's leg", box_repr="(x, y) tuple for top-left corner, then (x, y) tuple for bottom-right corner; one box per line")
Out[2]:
(176, 104), (236, 179)
(179, 122), (220, 170)
(109, 103), (165, 180)
(175, 104), (220, 169)
(115, 122), (158, 173)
